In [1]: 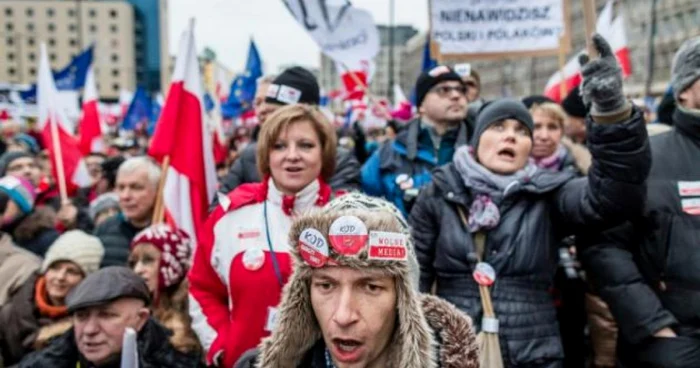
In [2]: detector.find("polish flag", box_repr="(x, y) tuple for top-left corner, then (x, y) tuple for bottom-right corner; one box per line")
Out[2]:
(391, 84), (413, 122)
(118, 89), (134, 118)
(78, 66), (103, 154)
(544, 0), (631, 102)
(148, 19), (217, 247)
(37, 44), (91, 195)
(339, 60), (374, 102)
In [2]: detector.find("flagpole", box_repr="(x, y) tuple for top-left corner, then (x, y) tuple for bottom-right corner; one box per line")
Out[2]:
(558, 36), (567, 99)
(582, 0), (598, 57)
(151, 155), (170, 224)
(49, 112), (69, 203)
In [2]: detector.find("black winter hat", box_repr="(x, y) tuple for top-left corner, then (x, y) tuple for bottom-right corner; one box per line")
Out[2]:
(415, 65), (464, 108)
(265, 66), (320, 106)
(471, 98), (534, 147)
(101, 155), (126, 190)
(561, 86), (588, 118)
(522, 95), (555, 109)
(0, 151), (34, 177)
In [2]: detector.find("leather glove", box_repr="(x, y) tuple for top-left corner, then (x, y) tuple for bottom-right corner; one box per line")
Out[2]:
(578, 34), (628, 116)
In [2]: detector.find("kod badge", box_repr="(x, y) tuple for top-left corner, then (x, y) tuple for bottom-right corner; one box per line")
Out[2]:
(299, 228), (329, 268)
(242, 248), (265, 271)
(473, 262), (496, 286)
(328, 216), (368, 255)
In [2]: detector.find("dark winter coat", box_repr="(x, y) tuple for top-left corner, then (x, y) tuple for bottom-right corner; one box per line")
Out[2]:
(0, 274), (71, 366)
(93, 214), (146, 268)
(409, 107), (651, 367)
(10, 207), (60, 258)
(579, 107), (700, 367)
(18, 318), (204, 368)
(218, 143), (360, 198)
(361, 118), (470, 217)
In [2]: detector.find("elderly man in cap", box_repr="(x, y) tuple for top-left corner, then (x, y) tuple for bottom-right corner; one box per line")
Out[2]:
(19, 266), (203, 368)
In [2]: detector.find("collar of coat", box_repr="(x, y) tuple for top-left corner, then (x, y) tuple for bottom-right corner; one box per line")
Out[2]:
(674, 106), (700, 141)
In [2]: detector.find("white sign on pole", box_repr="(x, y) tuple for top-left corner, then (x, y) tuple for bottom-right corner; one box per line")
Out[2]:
(284, 0), (380, 65)
(430, 0), (568, 57)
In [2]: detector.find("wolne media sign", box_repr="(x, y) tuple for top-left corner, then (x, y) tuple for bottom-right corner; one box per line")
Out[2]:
(430, 0), (569, 58)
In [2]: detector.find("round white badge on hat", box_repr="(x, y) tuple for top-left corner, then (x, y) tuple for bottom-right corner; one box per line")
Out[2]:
(242, 248), (266, 271)
(299, 228), (329, 268)
(473, 262), (496, 287)
(328, 216), (368, 256)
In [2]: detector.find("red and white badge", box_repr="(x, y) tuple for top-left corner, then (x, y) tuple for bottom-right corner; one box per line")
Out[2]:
(681, 198), (700, 215)
(329, 216), (368, 255)
(368, 231), (408, 261)
(473, 262), (496, 286)
(242, 248), (265, 271)
(678, 181), (700, 197)
(298, 228), (329, 268)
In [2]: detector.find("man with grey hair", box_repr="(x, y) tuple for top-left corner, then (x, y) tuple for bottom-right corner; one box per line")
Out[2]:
(580, 36), (700, 366)
(94, 156), (161, 268)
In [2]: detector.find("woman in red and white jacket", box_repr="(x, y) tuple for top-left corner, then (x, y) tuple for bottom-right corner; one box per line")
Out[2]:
(189, 104), (338, 367)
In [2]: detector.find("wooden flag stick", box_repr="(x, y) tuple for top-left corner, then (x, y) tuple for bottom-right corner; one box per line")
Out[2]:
(582, 0), (598, 57)
(558, 36), (568, 99)
(49, 112), (69, 203)
(151, 155), (170, 224)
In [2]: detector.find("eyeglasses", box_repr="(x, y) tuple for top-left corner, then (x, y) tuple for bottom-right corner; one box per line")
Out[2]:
(430, 85), (467, 97)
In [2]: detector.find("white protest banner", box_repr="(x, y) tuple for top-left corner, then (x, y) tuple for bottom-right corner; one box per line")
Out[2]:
(283, 0), (380, 65)
(430, 0), (570, 59)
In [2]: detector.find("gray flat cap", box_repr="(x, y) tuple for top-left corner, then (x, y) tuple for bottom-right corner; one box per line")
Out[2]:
(66, 266), (151, 313)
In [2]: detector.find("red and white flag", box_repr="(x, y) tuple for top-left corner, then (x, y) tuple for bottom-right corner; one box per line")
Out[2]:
(37, 43), (91, 195)
(148, 19), (217, 247)
(78, 66), (103, 155)
(544, 0), (631, 102)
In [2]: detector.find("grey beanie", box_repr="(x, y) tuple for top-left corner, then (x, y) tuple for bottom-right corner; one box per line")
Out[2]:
(89, 192), (120, 221)
(471, 98), (534, 147)
(671, 36), (700, 101)
(0, 151), (34, 176)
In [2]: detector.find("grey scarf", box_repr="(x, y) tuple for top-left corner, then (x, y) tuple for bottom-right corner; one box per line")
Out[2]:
(453, 145), (538, 232)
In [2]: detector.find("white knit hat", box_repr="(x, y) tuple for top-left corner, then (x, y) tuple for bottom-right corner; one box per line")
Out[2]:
(42, 230), (105, 276)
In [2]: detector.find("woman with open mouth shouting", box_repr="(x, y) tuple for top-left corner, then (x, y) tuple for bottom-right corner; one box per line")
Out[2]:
(409, 35), (651, 368)
(189, 104), (339, 368)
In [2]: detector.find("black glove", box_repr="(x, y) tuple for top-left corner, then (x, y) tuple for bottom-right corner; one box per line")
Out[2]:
(578, 34), (627, 115)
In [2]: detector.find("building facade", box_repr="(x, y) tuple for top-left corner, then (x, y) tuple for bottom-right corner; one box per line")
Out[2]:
(0, 0), (169, 100)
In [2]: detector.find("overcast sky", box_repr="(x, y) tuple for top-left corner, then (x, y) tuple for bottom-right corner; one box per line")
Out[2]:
(169, 0), (429, 74)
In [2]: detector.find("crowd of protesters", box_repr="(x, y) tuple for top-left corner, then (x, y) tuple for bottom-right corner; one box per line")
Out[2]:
(0, 33), (698, 368)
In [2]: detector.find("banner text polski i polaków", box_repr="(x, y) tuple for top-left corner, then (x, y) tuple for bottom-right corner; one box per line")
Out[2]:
(431, 0), (566, 55)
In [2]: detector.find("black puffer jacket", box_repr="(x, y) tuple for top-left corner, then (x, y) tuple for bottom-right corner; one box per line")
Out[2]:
(409, 108), (650, 367)
(218, 143), (360, 197)
(18, 318), (205, 368)
(93, 214), (146, 268)
(580, 107), (700, 367)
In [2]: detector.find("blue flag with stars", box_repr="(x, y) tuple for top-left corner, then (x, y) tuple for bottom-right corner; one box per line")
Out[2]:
(20, 44), (94, 103)
(411, 36), (438, 105)
(222, 40), (263, 119)
(122, 87), (152, 131)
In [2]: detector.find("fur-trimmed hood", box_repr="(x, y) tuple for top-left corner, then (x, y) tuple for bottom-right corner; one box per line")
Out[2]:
(255, 200), (479, 368)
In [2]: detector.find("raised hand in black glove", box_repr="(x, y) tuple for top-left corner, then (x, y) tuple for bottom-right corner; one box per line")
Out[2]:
(578, 34), (628, 116)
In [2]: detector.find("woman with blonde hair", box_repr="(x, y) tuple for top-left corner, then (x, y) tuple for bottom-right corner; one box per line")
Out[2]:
(129, 224), (200, 355)
(189, 104), (338, 367)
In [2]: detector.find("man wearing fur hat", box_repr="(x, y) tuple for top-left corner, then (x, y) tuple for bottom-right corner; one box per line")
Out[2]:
(579, 36), (700, 366)
(241, 194), (478, 368)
